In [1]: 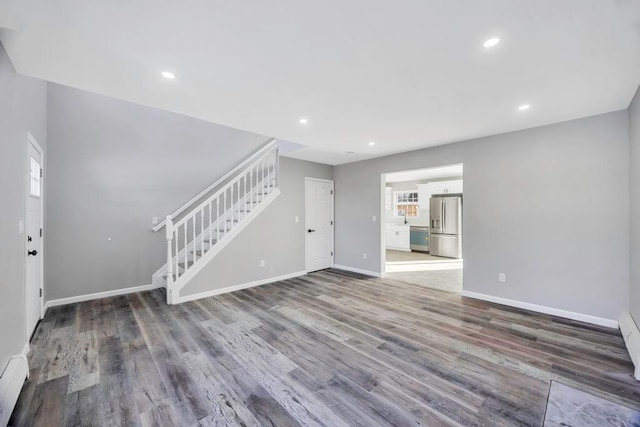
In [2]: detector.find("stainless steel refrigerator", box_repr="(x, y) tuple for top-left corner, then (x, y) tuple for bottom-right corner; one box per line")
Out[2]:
(429, 194), (462, 259)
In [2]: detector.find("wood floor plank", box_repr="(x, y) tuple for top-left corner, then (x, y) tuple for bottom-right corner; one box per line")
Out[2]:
(22, 375), (69, 426)
(64, 383), (102, 426)
(98, 335), (142, 426)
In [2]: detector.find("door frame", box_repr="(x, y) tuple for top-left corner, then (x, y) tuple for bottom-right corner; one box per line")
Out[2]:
(380, 164), (465, 276)
(25, 131), (45, 340)
(304, 177), (335, 273)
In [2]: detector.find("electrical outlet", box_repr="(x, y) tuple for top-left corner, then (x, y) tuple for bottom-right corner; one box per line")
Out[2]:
(260, 259), (265, 267)
(294, 216), (299, 223)
(498, 273), (506, 282)
(363, 253), (368, 260)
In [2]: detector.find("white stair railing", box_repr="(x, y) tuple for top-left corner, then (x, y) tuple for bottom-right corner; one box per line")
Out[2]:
(161, 141), (279, 303)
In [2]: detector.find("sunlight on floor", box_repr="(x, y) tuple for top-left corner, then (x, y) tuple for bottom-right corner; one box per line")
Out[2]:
(385, 261), (463, 272)
(384, 250), (463, 292)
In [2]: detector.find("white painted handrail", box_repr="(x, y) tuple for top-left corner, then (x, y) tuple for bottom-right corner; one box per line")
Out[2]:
(152, 138), (277, 232)
(162, 142), (279, 303)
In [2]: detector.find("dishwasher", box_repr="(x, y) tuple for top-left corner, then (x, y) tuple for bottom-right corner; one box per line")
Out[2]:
(410, 226), (429, 252)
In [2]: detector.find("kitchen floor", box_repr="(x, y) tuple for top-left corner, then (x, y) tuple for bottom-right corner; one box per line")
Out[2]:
(384, 249), (462, 293)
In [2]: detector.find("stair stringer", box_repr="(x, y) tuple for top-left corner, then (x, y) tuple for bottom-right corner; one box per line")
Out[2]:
(166, 188), (281, 304)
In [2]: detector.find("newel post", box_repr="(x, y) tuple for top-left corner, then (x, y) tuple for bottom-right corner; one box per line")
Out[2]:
(165, 215), (174, 304)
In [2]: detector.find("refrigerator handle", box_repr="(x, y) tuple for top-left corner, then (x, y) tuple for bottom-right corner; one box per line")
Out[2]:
(442, 199), (446, 233)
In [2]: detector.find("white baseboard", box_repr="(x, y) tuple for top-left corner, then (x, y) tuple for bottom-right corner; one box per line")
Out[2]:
(176, 271), (307, 304)
(44, 283), (162, 313)
(20, 343), (29, 359)
(461, 290), (618, 329)
(333, 264), (382, 278)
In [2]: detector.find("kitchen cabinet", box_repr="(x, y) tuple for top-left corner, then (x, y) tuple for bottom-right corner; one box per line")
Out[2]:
(385, 187), (393, 210)
(385, 225), (410, 251)
(418, 180), (463, 207)
(417, 184), (431, 210)
(430, 180), (463, 195)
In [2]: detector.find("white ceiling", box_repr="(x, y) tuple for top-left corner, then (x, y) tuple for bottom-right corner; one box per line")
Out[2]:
(2, 1), (640, 165)
(385, 164), (463, 183)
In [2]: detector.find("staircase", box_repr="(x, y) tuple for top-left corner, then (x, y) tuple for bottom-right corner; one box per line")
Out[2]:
(152, 139), (281, 304)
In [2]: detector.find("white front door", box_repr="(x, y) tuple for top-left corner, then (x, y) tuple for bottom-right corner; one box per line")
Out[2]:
(305, 178), (334, 272)
(26, 136), (43, 339)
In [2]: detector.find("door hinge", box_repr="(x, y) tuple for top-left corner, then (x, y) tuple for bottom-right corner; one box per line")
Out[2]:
(40, 228), (43, 237)
(331, 251), (333, 256)
(40, 168), (43, 178)
(39, 288), (43, 298)
(330, 220), (333, 225)
(330, 190), (333, 195)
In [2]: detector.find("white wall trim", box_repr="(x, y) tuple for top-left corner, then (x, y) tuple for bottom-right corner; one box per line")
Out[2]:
(334, 264), (383, 278)
(20, 343), (30, 359)
(44, 283), (161, 313)
(461, 290), (618, 329)
(176, 270), (306, 304)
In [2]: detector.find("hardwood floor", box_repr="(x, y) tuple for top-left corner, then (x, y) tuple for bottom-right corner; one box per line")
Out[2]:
(10, 269), (640, 426)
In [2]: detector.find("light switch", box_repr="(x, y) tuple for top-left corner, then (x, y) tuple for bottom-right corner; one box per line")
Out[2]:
(372, 215), (376, 222)
(152, 216), (159, 225)
(294, 216), (299, 223)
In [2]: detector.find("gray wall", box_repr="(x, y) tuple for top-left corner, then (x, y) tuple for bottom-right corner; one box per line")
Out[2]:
(335, 111), (629, 321)
(630, 85), (640, 324)
(183, 157), (333, 296)
(0, 43), (47, 369)
(46, 84), (268, 300)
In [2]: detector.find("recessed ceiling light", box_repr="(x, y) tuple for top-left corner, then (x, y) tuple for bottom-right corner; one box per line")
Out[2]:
(368, 141), (375, 146)
(299, 118), (308, 124)
(518, 104), (531, 111)
(483, 37), (501, 48)
(161, 71), (175, 80)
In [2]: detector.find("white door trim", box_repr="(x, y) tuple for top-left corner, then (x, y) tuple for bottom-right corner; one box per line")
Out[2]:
(380, 173), (387, 274)
(25, 131), (44, 341)
(304, 177), (335, 273)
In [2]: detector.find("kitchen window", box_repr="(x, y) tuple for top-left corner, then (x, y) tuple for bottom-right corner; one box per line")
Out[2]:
(395, 191), (419, 218)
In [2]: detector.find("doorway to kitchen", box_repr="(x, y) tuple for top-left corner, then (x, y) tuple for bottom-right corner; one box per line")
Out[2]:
(381, 164), (463, 293)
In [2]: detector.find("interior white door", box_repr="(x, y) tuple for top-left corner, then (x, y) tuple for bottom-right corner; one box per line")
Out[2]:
(26, 138), (43, 339)
(305, 178), (334, 272)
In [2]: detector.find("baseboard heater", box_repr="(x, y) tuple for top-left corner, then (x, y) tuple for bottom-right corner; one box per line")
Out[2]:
(0, 354), (29, 425)
(619, 312), (640, 381)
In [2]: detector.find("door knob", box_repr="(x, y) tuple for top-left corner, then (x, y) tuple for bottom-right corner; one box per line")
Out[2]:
(307, 229), (316, 233)
(28, 250), (38, 256)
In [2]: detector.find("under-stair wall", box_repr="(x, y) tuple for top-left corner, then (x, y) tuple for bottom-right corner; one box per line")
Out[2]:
(179, 157), (333, 301)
